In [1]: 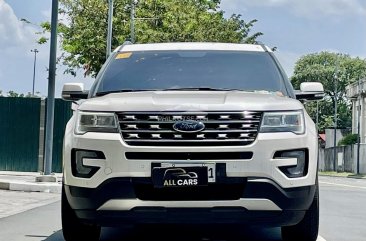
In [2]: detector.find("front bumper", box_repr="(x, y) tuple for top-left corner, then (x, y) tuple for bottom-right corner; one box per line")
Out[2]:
(63, 131), (318, 189)
(65, 177), (315, 227)
(63, 115), (318, 227)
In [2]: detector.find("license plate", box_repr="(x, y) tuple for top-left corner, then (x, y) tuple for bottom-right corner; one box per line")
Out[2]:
(161, 163), (216, 183)
(152, 163), (216, 188)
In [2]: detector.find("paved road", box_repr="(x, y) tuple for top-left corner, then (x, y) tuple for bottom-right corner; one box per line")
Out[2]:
(319, 176), (366, 241)
(0, 176), (365, 241)
(0, 189), (60, 219)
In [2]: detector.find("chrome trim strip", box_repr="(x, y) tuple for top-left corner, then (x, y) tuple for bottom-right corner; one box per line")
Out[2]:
(123, 139), (255, 142)
(98, 198), (282, 211)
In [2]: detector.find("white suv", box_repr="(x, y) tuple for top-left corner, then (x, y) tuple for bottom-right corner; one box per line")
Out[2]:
(61, 42), (323, 241)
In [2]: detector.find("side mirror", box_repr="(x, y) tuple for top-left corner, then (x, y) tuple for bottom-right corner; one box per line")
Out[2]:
(62, 83), (89, 101)
(295, 82), (324, 101)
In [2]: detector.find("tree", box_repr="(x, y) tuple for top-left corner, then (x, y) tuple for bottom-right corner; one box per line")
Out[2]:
(43, 0), (262, 77)
(2, 91), (41, 98)
(338, 134), (358, 146)
(7, 91), (25, 98)
(291, 52), (366, 132)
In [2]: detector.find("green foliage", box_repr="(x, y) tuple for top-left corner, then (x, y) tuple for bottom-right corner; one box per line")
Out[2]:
(37, 36), (49, 45)
(41, 0), (262, 77)
(338, 134), (359, 146)
(7, 91), (25, 97)
(291, 52), (366, 132)
(4, 91), (41, 98)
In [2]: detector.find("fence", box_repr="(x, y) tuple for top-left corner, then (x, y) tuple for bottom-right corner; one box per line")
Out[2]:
(0, 97), (41, 171)
(0, 97), (72, 173)
(319, 144), (366, 174)
(2, 96), (366, 174)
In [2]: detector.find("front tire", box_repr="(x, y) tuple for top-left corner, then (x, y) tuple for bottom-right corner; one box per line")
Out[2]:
(281, 180), (319, 241)
(62, 185), (101, 241)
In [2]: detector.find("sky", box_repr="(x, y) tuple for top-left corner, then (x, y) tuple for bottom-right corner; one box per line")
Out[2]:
(0, 0), (365, 97)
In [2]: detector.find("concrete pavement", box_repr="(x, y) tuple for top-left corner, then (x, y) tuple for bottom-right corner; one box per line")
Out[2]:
(0, 201), (328, 241)
(0, 173), (364, 240)
(0, 171), (62, 194)
(319, 171), (366, 179)
(0, 189), (60, 219)
(319, 176), (366, 241)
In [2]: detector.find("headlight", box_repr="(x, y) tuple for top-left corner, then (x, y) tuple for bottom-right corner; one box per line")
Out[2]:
(260, 111), (305, 134)
(75, 111), (118, 135)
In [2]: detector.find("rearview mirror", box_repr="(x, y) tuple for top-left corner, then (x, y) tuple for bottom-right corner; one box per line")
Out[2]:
(295, 82), (324, 101)
(62, 83), (89, 101)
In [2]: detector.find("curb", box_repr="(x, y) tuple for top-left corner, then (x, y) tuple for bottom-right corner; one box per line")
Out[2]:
(0, 181), (10, 190)
(0, 180), (61, 193)
(347, 175), (366, 179)
(318, 173), (350, 178)
(319, 173), (366, 179)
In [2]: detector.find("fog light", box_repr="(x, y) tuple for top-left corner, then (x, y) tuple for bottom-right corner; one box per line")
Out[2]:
(274, 149), (308, 178)
(71, 149), (105, 178)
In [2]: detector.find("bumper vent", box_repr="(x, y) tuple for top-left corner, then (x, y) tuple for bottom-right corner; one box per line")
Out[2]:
(117, 111), (262, 146)
(125, 152), (253, 160)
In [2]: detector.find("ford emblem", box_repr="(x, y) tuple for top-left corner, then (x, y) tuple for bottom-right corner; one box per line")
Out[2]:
(173, 121), (205, 133)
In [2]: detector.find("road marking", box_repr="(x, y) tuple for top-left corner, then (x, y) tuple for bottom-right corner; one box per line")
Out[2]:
(320, 181), (366, 190)
(318, 235), (327, 241)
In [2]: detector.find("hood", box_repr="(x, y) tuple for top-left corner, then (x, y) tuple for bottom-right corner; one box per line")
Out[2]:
(78, 91), (304, 112)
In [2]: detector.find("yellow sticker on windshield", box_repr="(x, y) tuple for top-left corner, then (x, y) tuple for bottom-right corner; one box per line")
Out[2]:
(115, 52), (132, 59)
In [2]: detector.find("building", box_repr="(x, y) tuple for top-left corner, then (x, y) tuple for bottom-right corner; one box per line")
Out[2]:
(346, 78), (366, 143)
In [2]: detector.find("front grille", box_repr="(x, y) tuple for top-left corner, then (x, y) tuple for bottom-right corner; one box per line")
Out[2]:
(117, 111), (262, 146)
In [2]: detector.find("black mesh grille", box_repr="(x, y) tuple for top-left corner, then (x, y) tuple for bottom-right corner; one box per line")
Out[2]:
(125, 152), (253, 160)
(133, 183), (246, 201)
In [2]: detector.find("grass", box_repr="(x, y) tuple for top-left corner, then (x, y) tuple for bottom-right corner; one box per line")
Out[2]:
(318, 171), (353, 177)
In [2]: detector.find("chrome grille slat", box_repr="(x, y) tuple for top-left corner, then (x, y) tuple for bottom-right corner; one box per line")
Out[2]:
(149, 124), (161, 129)
(120, 129), (258, 133)
(119, 120), (261, 124)
(123, 139), (256, 143)
(117, 111), (262, 146)
(174, 134), (183, 139)
(151, 134), (162, 139)
(126, 133), (139, 139)
(125, 124), (138, 129)
(197, 134), (205, 139)
(148, 116), (159, 121)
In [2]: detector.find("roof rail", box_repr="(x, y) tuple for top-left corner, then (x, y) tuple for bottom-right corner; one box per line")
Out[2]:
(115, 41), (133, 52)
(256, 41), (269, 52)
(123, 40), (133, 45)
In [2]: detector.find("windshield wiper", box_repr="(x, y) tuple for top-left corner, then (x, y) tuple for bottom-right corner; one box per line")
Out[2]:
(161, 87), (243, 91)
(95, 89), (157, 96)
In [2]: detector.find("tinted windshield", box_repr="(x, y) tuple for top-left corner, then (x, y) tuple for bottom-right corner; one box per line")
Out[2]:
(95, 50), (286, 95)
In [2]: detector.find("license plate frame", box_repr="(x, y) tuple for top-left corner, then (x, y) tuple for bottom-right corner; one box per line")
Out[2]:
(160, 163), (216, 183)
(152, 163), (216, 188)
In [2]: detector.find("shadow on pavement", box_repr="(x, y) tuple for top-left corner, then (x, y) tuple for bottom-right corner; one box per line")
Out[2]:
(42, 230), (64, 241)
(43, 225), (281, 241)
(101, 225), (281, 241)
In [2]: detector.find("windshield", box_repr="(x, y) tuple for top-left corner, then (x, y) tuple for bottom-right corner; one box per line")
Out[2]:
(95, 50), (286, 95)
